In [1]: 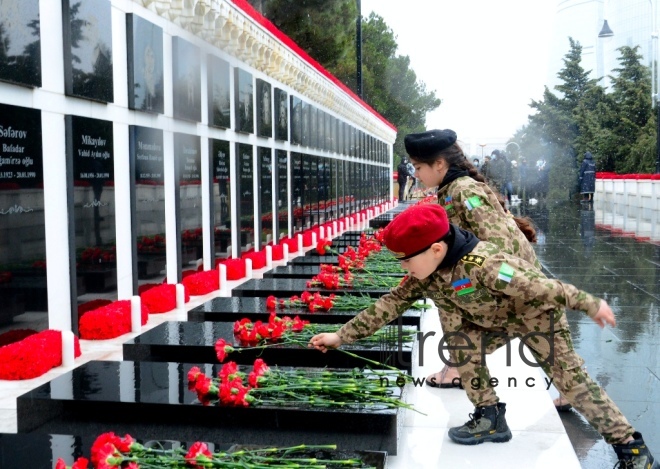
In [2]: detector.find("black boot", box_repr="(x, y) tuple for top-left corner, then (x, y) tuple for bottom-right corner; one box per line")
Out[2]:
(448, 402), (512, 445)
(612, 432), (659, 468)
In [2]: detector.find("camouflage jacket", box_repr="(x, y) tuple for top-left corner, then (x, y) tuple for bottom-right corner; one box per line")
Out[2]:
(437, 176), (539, 268)
(336, 241), (601, 344)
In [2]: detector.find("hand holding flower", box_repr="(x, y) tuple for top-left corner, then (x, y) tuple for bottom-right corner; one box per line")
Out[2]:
(308, 332), (342, 353)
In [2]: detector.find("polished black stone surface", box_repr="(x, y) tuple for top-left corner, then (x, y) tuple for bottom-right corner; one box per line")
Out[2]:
(123, 321), (416, 372)
(264, 265), (404, 280)
(264, 265), (322, 279)
(369, 215), (395, 229)
(292, 254), (341, 265)
(0, 433), (386, 469)
(62, 0), (113, 102)
(0, 0), (41, 87)
(232, 278), (390, 298)
(17, 361), (403, 454)
(187, 296), (422, 327)
(519, 200), (660, 468)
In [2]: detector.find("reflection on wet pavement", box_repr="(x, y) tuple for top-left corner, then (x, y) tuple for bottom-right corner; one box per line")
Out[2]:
(521, 200), (660, 468)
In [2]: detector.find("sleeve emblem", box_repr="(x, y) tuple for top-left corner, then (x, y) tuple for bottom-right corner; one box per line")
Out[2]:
(464, 196), (483, 210)
(497, 263), (515, 283)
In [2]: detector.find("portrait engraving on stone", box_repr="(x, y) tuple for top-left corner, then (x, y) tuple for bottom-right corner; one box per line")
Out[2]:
(274, 88), (288, 141)
(256, 79), (272, 138)
(127, 14), (163, 113)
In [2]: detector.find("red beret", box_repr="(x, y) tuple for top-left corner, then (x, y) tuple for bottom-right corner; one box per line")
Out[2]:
(383, 204), (450, 260)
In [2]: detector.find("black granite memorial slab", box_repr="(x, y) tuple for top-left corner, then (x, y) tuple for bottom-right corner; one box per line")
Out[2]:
(0, 103), (46, 323)
(264, 265), (404, 280)
(264, 265), (322, 279)
(175, 133), (202, 274)
(62, 0), (113, 102)
(232, 278), (391, 299)
(130, 126), (166, 287)
(290, 96), (302, 144)
(369, 215), (395, 229)
(301, 101), (310, 147)
(123, 320), (415, 372)
(237, 143), (254, 254)
(274, 88), (288, 141)
(234, 67), (254, 133)
(127, 14), (164, 113)
(172, 37), (201, 122)
(187, 297), (422, 328)
(17, 360), (403, 455)
(0, 433), (386, 469)
(66, 115), (116, 297)
(256, 79), (272, 138)
(0, 0), (41, 87)
(275, 149), (289, 239)
(211, 139), (231, 257)
(258, 147), (273, 248)
(291, 254), (340, 266)
(207, 55), (231, 128)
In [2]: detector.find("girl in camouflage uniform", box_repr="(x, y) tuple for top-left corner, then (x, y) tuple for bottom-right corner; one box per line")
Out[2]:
(404, 129), (539, 391)
(310, 204), (658, 468)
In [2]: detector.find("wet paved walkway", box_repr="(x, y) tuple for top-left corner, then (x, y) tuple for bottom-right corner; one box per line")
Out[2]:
(520, 199), (660, 468)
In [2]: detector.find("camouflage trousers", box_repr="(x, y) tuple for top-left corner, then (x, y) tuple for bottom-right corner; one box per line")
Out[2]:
(439, 309), (635, 444)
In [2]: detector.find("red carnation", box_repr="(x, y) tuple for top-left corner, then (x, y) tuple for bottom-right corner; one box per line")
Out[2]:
(214, 338), (235, 362)
(266, 295), (277, 309)
(185, 442), (213, 468)
(187, 366), (203, 383)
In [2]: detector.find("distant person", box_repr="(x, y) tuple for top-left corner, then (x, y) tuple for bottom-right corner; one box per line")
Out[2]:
(406, 160), (416, 199)
(472, 158), (480, 169)
(579, 151), (596, 201)
(480, 155), (491, 182)
(534, 157), (549, 199)
(499, 152), (514, 205)
(397, 157), (410, 201)
(488, 150), (505, 192)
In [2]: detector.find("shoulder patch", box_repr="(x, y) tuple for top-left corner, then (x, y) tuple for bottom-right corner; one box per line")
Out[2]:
(461, 254), (486, 267)
(464, 196), (483, 211)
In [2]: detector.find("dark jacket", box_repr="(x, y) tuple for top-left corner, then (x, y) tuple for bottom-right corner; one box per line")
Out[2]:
(579, 152), (596, 194)
(397, 162), (409, 183)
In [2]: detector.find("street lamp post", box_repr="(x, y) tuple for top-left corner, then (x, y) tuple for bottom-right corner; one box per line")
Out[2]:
(478, 143), (487, 159)
(599, 2), (660, 173)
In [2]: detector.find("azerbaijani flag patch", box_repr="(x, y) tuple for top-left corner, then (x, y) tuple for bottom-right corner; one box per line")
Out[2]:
(444, 196), (453, 211)
(464, 196), (482, 210)
(452, 278), (476, 296)
(498, 263), (515, 283)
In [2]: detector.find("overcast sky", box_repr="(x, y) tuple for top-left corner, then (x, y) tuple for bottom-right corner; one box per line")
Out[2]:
(361, 0), (557, 152)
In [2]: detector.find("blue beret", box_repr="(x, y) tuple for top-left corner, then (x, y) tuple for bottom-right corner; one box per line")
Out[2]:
(404, 129), (457, 158)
